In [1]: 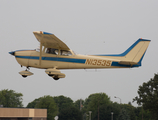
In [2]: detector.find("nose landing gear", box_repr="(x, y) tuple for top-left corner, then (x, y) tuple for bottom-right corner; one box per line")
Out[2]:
(19, 68), (33, 78)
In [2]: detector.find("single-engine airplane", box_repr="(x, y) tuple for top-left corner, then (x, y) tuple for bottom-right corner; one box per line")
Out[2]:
(9, 31), (151, 80)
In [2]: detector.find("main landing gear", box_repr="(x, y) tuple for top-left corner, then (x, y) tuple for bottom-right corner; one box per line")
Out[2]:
(48, 74), (60, 80)
(18, 67), (65, 80)
(45, 68), (66, 80)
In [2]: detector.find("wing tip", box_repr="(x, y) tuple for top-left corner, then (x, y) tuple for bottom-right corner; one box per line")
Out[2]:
(33, 31), (53, 35)
(139, 38), (151, 42)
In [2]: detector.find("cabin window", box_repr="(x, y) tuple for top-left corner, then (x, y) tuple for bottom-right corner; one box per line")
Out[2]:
(46, 48), (58, 55)
(60, 50), (72, 56)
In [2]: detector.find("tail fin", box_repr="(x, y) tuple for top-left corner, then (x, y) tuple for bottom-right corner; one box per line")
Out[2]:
(98, 38), (151, 67)
(117, 38), (151, 66)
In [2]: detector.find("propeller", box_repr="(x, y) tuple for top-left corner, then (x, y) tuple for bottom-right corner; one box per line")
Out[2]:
(9, 51), (15, 56)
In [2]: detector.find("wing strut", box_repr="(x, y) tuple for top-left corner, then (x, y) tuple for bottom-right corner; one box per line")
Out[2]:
(39, 42), (42, 66)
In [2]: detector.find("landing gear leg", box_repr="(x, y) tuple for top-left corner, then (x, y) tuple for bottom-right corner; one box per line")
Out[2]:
(26, 67), (30, 71)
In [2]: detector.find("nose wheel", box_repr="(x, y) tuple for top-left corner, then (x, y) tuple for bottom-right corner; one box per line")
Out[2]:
(19, 68), (33, 78)
(22, 75), (28, 78)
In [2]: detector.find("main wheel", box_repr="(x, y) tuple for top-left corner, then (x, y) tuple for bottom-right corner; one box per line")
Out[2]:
(53, 76), (59, 80)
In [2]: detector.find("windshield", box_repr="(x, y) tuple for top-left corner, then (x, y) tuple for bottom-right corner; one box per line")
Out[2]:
(35, 47), (40, 52)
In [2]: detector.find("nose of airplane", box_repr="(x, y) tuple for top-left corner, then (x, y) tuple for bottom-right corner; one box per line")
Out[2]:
(9, 51), (15, 56)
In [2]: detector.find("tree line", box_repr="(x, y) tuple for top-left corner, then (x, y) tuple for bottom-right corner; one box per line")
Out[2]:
(0, 73), (158, 120)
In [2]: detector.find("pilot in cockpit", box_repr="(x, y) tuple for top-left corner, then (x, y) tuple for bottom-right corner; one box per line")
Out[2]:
(46, 48), (58, 55)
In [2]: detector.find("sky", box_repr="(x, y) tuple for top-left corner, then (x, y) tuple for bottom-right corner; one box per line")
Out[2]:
(0, 0), (158, 107)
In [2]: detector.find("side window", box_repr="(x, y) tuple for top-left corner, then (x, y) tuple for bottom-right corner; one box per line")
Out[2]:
(46, 48), (58, 55)
(60, 50), (72, 56)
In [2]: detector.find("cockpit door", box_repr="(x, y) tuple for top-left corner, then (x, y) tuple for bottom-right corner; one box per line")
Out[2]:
(58, 50), (76, 69)
(43, 48), (59, 68)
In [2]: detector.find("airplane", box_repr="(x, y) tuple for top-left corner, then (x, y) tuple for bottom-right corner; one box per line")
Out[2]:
(9, 31), (151, 80)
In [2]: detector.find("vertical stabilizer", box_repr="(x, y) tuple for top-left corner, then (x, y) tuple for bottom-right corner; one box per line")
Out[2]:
(97, 38), (151, 66)
(119, 39), (150, 66)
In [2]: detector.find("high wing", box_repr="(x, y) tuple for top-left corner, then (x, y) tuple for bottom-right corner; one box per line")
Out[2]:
(33, 31), (70, 50)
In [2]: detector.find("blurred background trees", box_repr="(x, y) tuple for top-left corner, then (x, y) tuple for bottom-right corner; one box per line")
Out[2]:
(0, 89), (23, 107)
(133, 73), (158, 120)
(1, 73), (158, 120)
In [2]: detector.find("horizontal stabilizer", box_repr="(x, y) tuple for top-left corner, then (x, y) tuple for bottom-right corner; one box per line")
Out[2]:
(118, 61), (138, 65)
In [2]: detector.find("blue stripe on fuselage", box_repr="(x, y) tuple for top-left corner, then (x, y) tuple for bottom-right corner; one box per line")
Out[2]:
(15, 56), (86, 64)
(15, 54), (143, 68)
